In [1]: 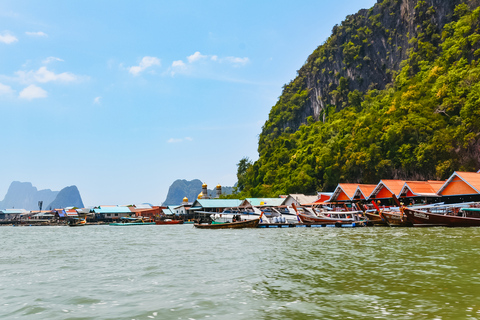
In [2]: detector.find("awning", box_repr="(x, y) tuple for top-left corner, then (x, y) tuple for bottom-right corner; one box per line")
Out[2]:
(189, 207), (202, 210)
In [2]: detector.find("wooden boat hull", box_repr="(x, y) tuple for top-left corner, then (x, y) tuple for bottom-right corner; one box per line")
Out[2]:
(109, 222), (156, 226)
(378, 211), (410, 227)
(364, 212), (387, 226)
(403, 208), (480, 227)
(296, 212), (356, 225)
(194, 218), (260, 229)
(155, 220), (184, 225)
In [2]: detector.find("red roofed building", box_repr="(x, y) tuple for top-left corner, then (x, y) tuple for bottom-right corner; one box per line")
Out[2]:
(329, 183), (360, 202)
(437, 172), (480, 203)
(369, 180), (406, 205)
(130, 205), (164, 220)
(398, 181), (444, 204)
(352, 184), (377, 200)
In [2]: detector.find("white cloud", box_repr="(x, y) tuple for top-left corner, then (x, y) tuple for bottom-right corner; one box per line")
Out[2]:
(25, 31), (48, 37)
(172, 60), (186, 68)
(19, 84), (47, 100)
(166, 52), (250, 78)
(93, 96), (101, 104)
(42, 57), (64, 64)
(0, 32), (18, 44)
(167, 137), (193, 143)
(223, 56), (250, 66)
(128, 56), (161, 76)
(0, 83), (14, 95)
(16, 66), (77, 84)
(187, 51), (207, 63)
(170, 60), (187, 76)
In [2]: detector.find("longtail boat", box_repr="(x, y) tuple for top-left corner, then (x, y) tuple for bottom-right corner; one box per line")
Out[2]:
(373, 198), (409, 227)
(67, 216), (87, 227)
(292, 203), (362, 225)
(109, 217), (156, 226)
(378, 210), (409, 227)
(357, 202), (387, 226)
(364, 211), (388, 226)
(155, 219), (184, 225)
(194, 217), (260, 229)
(403, 205), (480, 227)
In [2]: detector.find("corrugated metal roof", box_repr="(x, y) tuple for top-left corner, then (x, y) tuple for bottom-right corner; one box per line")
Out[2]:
(1, 209), (28, 214)
(134, 204), (153, 209)
(94, 206), (132, 214)
(193, 199), (242, 208)
(163, 209), (173, 215)
(289, 194), (319, 205)
(439, 171), (480, 195)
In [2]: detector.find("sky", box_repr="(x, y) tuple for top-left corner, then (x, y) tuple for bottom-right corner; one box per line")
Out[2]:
(0, 0), (377, 206)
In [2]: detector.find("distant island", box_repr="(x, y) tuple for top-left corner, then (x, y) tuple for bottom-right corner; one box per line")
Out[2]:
(0, 181), (84, 210)
(163, 179), (234, 206)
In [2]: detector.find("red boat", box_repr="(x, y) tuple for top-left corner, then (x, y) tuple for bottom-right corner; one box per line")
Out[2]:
(403, 206), (480, 227)
(155, 219), (184, 225)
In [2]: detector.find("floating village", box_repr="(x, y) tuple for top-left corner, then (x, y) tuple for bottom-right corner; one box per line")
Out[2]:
(2, 170), (480, 228)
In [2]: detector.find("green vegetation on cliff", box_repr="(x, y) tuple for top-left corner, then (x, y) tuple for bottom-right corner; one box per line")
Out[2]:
(238, 2), (480, 197)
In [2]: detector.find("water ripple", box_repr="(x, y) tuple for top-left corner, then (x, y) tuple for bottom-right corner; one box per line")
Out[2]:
(1, 226), (480, 319)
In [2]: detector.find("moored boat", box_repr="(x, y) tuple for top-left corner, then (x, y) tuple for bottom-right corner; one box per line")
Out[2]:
(67, 216), (87, 227)
(292, 204), (364, 226)
(403, 205), (480, 227)
(378, 210), (409, 227)
(155, 219), (184, 225)
(109, 217), (156, 226)
(194, 217), (260, 229)
(364, 211), (388, 226)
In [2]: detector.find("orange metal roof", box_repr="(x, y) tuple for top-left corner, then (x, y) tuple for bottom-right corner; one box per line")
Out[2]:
(330, 183), (361, 201)
(353, 184), (377, 199)
(398, 181), (445, 197)
(370, 180), (406, 199)
(313, 194), (332, 204)
(438, 171), (480, 196)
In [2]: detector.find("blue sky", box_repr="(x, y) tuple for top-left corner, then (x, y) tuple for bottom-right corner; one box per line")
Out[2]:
(0, 0), (377, 206)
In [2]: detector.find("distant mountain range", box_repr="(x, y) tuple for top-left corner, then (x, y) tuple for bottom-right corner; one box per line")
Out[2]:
(0, 181), (84, 210)
(163, 179), (234, 206)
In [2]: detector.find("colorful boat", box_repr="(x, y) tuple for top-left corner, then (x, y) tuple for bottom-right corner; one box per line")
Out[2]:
(67, 216), (87, 227)
(378, 210), (409, 227)
(194, 217), (260, 229)
(109, 217), (156, 226)
(292, 203), (362, 225)
(155, 219), (184, 225)
(364, 211), (388, 226)
(403, 205), (480, 227)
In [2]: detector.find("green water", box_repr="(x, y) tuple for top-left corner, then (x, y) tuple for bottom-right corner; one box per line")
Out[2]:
(1, 225), (479, 319)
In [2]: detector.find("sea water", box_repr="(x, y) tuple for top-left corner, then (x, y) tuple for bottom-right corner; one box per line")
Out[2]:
(1, 225), (479, 319)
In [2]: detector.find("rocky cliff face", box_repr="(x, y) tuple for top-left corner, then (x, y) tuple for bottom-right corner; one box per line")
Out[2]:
(0, 182), (58, 210)
(47, 186), (84, 209)
(260, 0), (480, 146)
(0, 182), (84, 210)
(163, 179), (234, 206)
